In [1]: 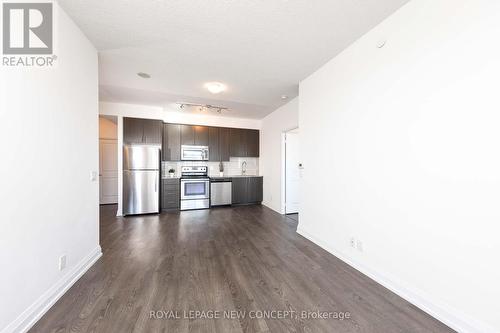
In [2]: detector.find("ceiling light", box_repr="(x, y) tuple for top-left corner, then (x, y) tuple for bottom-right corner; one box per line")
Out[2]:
(205, 82), (227, 94)
(281, 95), (288, 100)
(177, 102), (229, 113)
(377, 40), (387, 48)
(137, 72), (151, 79)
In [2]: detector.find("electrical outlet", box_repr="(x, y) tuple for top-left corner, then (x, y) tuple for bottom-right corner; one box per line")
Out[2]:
(350, 237), (356, 248)
(59, 255), (67, 271)
(356, 240), (363, 252)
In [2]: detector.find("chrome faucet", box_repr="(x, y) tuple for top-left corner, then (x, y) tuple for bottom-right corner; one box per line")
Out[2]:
(241, 161), (247, 175)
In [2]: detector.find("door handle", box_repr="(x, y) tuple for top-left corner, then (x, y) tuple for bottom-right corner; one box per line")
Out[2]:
(155, 174), (158, 192)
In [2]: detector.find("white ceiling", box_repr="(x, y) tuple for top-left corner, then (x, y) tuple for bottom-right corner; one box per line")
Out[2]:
(59, 0), (410, 119)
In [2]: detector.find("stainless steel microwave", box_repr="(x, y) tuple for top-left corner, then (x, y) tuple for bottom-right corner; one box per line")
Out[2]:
(181, 145), (209, 161)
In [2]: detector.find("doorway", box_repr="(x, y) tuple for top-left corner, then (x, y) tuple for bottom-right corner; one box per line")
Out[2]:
(99, 116), (118, 205)
(284, 128), (300, 215)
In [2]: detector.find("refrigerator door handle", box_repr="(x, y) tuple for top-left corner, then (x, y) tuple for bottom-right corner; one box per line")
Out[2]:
(155, 174), (158, 192)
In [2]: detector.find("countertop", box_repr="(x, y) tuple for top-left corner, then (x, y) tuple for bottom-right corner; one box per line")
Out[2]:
(210, 175), (262, 180)
(162, 175), (262, 180)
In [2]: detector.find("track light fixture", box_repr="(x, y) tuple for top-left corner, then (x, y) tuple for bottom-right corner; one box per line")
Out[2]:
(177, 103), (229, 114)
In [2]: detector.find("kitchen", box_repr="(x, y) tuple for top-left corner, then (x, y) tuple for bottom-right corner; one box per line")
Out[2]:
(122, 117), (263, 215)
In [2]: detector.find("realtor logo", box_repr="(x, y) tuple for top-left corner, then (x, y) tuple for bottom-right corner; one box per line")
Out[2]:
(3, 2), (53, 54)
(2, 1), (56, 67)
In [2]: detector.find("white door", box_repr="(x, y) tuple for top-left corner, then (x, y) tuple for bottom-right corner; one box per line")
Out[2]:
(285, 131), (300, 214)
(99, 139), (118, 204)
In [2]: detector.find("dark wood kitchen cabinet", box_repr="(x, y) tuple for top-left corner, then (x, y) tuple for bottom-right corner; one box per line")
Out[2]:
(219, 128), (230, 161)
(180, 125), (195, 145)
(123, 118), (143, 144)
(162, 178), (180, 211)
(143, 119), (162, 144)
(208, 126), (231, 162)
(180, 125), (209, 146)
(231, 177), (263, 205)
(247, 176), (263, 203)
(123, 117), (162, 145)
(245, 129), (260, 157)
(229, 128), (259, 157)
(157, 122), (259, 160)
(194, 126), (209, 146)
(229, 128), (245, 157)
(231, 177), (248, 205)
(208, 127), (219, 162)
(162, 123), (181, 161)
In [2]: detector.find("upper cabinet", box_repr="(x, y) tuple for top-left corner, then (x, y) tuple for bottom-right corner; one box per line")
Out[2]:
(180, 125), (209, 146)
(208, 127), (232, 161)
(143, 119), (163, 144)
(245, 129), (260, 157)
(229, 128), (259, 157)
(136, 120), (259, 161)
(180, 125), (195, 145)
(208, 127), (219, 162)
(162, 123), (181, 161)
(194, 126), (209, 146)
(123, 117), (143, 144)
(123, 117), (162, 145)
(229, 128), (245, 157)
(219, 128), (230, 161)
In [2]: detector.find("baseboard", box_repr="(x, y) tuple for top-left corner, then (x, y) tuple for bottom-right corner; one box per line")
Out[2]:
(1, 246), (102, 333)
(262, 201), (283, 214)
(296, 227), (496, 333)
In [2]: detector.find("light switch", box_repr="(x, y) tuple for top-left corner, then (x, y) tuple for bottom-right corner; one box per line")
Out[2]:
(90, 171), (97, 181)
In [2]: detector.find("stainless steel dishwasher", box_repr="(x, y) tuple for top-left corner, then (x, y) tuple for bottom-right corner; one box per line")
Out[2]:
(210, 178), (232, 206)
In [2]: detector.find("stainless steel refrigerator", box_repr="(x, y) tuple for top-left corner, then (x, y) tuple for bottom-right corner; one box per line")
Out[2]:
(123, 145), (160, 215)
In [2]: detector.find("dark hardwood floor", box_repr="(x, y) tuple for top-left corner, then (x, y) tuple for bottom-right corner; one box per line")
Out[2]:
(31, 205), (453, 333)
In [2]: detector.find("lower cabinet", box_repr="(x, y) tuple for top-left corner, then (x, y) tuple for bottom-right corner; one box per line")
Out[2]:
(161, 177), (262, 210)
(162, 178), (180, 210)
(231, 178), (247, 205)
(231, 177), (263, 205)
(247, 177), (263, 203)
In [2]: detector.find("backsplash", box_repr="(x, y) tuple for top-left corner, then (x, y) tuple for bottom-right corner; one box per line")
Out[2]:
(162, 157), (259, 178)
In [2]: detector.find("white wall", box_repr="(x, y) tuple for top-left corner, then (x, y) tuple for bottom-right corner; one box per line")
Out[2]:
(100, 102), (261, 129)
(298, 1), (500, 332)
(260, 98), (298, 213)
(0, 5), (100, 333)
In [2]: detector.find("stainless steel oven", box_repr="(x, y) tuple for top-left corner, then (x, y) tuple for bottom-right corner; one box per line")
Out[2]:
(180, 166), (210, 210)
(181, 145), (209, 161)
(181, 178), (210, 200)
